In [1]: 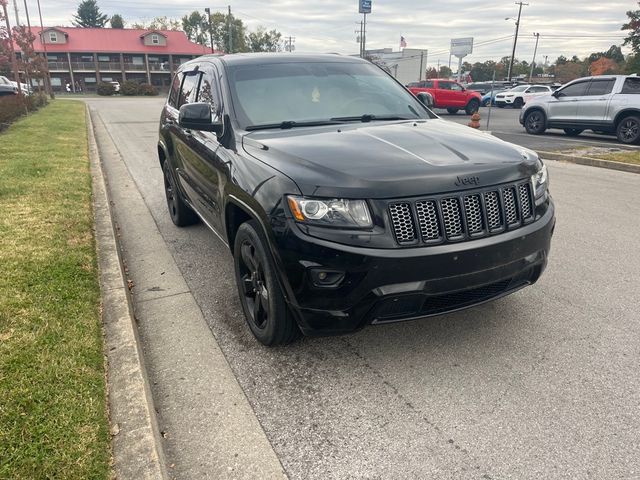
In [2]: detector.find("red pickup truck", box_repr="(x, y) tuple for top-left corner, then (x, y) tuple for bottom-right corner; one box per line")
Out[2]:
(407, 79), (481, 115)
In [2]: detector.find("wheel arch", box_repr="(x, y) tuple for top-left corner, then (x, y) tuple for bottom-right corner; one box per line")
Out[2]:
(614, 109), (640, 128)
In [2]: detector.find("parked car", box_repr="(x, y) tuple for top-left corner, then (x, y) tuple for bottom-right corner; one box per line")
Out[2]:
(481, 88), (509, 106)
(158, 53), (555, 345)
(494, 85), (553, 108)
(465, 81), (512, 96)
(0, 75), (18, 96)
(10, 80), (31, 95)
(109, 81), (121, 93)
(520, 74), (640, 144)
(407, 79), (482, 114)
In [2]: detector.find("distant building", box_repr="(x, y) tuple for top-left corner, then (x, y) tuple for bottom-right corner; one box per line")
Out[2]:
(14, 27), (212, 92)
(364, 48), (429, 85)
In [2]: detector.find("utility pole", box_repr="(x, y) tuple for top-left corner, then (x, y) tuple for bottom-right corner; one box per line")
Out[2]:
(2, 0), (24, 99)
(22, 0), (35, 94)
(359, 21), (363, 57)
(227, 5), (232, 54)
(12, 0), (20, 26)
(362, 13), (367, 57)
(419, 51), (424, 81)
(506, 1), (528, 83)
(284, 36), (295, 52)
(204, 8), (214, 53)
(529, 32), (540, 83)
(36, 0), (54, 98)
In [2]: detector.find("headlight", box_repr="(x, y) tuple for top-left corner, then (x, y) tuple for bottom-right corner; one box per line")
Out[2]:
(531, 163), (548, 198)
(287, 196), (373, 228)
(505, 94), (514, 97)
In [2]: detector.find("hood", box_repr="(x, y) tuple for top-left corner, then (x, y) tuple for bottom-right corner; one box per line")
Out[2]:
(242, 119), (540, 199)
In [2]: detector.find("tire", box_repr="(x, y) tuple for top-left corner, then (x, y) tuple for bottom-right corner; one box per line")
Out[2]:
(563, 128), (583, 137)
(446, 108), (459, 114)
(513, 98), (524, 109)
(234, 220), (300, 346)
(162, 160), (198, 227)
(616, 115), (640, 145)
(465, 99), (480, 115)
(524, 110), (546, 135)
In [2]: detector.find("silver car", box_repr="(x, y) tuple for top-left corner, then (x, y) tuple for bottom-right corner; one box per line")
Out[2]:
(520, 74), (640, 144)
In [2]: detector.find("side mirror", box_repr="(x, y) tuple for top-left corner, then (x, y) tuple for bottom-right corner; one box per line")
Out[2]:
(416, 92), (434, 108)
(178, 102), (223, 133)
(552, 90), (561, 98)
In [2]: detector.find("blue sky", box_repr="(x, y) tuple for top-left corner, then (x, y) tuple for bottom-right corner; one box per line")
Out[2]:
(13, 0), (634, 67)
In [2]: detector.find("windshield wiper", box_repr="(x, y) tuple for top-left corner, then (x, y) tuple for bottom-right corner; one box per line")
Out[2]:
(245, 120), (342, 131)
(329, 114), (416, 123)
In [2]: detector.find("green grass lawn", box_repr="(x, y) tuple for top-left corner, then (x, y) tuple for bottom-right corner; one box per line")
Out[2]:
(0, 101), (111, 479)
(599, 150), (640, 165)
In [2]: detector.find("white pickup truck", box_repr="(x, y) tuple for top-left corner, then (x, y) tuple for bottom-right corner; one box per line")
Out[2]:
(520, 74), (640, 144)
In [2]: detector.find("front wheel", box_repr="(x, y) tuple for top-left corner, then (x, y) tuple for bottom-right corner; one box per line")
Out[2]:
(513, 98), (524, 109)
(616, 116), (640, 144)
(563, 128), (584, 137)
(465, 99), (480, 115)
(234, 220), (300, 346)
(446, 108), (459, 114)
(524, 110), (546, 135)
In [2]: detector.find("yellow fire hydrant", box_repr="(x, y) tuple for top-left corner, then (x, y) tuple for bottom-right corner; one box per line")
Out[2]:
(468, 112), (481, 129)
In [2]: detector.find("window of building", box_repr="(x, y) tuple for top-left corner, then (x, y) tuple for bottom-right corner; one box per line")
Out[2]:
(132, 56), (144, 65)
(49, 32), (57, 42)
(98, 55), (110, 62)
(152, 34), (159, 44)
(102, 77), (113, 82)
(85, 77), (97, 83)
(50, 78), (62, 86)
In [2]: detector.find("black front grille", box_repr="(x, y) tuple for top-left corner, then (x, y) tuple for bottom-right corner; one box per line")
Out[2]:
(388, 181), (534, 246)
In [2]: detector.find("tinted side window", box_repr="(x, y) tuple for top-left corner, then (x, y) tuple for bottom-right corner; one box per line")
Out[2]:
(198, 70), (220, 108)
(421, 80), (434, 88)
(438, 81), (452, 90)
(529, 86), (548, 93)
(558, 81), (589, 97)
(621, 78), (640, 94)
(450, 83), (463, 91)
(586, 79), (615, 96)
(177, 71), (201, 108)
(168, 73), (181, 108)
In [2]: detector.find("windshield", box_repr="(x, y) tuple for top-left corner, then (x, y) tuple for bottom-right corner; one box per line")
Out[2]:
(509, 86), (529, 92)
(226, 61), (434, 129)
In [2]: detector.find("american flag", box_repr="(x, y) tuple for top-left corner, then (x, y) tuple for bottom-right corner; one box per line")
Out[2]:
(400, 36), (407, 48)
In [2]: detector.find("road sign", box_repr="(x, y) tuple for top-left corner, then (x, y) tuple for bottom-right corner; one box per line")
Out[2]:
(359, 0), (372, 14)
(450, 37), (473, 57)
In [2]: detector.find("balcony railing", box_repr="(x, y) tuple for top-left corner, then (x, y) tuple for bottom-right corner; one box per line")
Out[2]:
(45, 60), (176, 73)
(123, 63), (147, 71)
(70, 61), (97, 70)
(98, 62), (123, 71)
(47, 61), (69, 71)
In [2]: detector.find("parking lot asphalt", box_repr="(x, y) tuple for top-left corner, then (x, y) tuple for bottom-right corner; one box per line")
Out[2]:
(88, 97), (640, 480)
(441, 106), (640, 153)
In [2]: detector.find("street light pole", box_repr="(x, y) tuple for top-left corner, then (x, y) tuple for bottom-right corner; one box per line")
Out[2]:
(204, 8), (214, 53)
(506, 1), (528, 83)
(529, 32), (540, 83)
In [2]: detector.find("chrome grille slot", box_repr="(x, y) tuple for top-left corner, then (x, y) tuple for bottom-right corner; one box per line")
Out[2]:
(415, 200), (441, 241)
(388, 202), (416, 243)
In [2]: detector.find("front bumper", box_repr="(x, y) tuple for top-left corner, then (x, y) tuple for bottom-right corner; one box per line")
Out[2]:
(275, 199), (556, 336)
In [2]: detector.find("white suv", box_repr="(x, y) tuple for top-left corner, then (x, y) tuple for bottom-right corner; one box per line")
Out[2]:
(495, 85), (553, 109)
(520, 75), (640, 144)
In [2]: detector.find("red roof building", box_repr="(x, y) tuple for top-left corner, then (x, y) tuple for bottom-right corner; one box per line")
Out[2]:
(16, 27), (214, 92)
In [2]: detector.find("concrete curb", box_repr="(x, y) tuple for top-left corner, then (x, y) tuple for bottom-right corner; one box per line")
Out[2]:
(539, 150), (640, 174)
(87, 106), (168, 480)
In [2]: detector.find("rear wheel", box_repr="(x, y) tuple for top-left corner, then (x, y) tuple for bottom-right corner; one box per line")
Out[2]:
(234, 220), (300, 346)
(446, 108), (459, 114)
(616, 116), (640, 145)
(513, 98), (524, 109)
(465, 99), (480, 115)
(162, 161), (198, 227)
(563, 128), (584, 137)
(524, 110), (546, 135)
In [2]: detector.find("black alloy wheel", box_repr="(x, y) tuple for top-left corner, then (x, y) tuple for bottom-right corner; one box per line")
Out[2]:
(162, 161), (198, 227)
(524, 110), (546, 135)
(513, 98), (524, 109)
(616, 116), (640, 145)
(465, 99), (480, 115)
(233, 220), (300, 345)
(563, 128), (584, 137)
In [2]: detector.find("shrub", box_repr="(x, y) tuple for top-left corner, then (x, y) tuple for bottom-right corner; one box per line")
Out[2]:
(0, 93), (49, 131)
(96, 82), (115, 96)
(120, 80), (140, 96)
(139, 83), (159, 96)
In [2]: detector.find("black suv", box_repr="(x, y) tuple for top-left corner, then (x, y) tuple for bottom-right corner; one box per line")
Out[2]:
(158, 54), (555, 345)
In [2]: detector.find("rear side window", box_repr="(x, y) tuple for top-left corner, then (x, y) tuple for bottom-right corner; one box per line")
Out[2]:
(177, 71), (201, 108)
(438, 81), (452, 90)
(168, 74), (181, 108)
(557, 81), (589, 97)
(420, 80), (434, 88)
(621, 78), (640, 94)
(586, 79), (615, 96)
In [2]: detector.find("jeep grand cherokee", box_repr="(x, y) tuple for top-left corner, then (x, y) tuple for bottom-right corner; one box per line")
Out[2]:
(158, 53), (555, 346)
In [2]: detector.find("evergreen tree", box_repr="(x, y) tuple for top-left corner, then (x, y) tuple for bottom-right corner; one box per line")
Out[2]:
(110, 14), (124, 29)
(72, 0), (108, 28)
